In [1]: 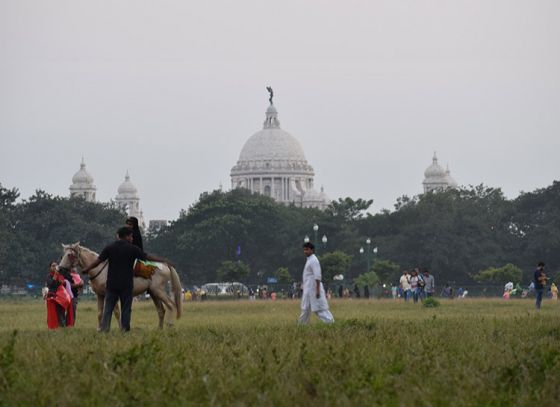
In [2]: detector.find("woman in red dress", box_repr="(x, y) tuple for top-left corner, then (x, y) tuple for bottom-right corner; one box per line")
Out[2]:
(45, 262), (73, 329)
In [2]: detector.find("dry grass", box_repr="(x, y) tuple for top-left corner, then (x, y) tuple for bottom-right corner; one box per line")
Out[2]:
(1, 298), (559, 406)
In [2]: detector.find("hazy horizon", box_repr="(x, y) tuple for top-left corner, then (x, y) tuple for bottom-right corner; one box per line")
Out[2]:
(1, 1), (559, 221)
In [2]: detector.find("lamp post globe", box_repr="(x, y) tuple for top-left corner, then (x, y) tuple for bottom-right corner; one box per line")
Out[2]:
(359, 247), (364, 254)
(312, 224), (319, 247)
(304, 235), (310, 243)
(322, 235), (327, 244)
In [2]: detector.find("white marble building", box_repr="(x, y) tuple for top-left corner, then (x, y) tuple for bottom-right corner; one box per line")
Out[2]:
(422, 152), (458, 193)
(115, 171), (145, 229)
(68, 161), (152, 230)
(230, 99), (329, 209)
(69, 158), (97, 202)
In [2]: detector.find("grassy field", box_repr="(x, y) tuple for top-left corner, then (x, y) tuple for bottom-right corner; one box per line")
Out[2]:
(1, 298), (560, 406)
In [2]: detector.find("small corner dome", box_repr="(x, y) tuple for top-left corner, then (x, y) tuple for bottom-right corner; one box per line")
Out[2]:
(424, 153), (445, 178)
(72, 160), (94, 184)
(117, 172), (138, 195)
(445, 172), (459, 188)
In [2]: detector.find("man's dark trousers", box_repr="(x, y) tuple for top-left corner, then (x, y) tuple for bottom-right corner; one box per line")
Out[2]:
(100, 287), (133, 332)
(535, 287), (544, 309)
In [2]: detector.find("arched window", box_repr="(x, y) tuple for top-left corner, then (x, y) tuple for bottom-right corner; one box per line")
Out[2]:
(264, 185), (271, 196)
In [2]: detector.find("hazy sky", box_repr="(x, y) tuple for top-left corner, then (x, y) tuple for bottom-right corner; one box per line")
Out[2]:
(1, 0), (559, 221)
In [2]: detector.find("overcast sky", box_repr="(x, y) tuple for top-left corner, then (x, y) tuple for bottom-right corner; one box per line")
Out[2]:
(1, 0), (559, 221)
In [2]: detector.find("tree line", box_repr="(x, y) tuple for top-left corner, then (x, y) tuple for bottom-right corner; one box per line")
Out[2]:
(1, 181), (559, 287)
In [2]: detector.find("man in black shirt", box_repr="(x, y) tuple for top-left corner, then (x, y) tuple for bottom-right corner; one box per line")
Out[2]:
(81, 226), (169, 332)
(534, 262), (547, 310)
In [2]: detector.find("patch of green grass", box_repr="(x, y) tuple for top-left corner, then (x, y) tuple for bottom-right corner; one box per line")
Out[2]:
(0, 298), (559, 405)
(423, 297), (440, 307)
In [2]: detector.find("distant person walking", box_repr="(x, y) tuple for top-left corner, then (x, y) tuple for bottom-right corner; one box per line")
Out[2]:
(298, 242), (334, 325)
(534, 262), (548, 310)
(423, 270), (435, 298)
(353, 284), (361, 299)
(409, 269), (423, 303)
(400, 271), (411, 302)
(81, 226), (169, 332)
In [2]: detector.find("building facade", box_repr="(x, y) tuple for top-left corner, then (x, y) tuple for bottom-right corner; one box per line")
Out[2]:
(69, 158), (96, 202)
(422, 152), (458, 193)
(230, 99), (329, 209)
(115, 171), (145, 229)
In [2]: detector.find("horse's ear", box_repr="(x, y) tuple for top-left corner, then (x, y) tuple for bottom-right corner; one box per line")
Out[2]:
(61, 244), (68, 249)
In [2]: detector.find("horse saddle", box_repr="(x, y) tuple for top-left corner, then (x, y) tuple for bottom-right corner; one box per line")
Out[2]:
(133, 260), (161, 279)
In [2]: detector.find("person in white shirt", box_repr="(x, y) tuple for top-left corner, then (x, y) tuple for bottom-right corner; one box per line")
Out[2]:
(399, 270), (412, 302)
(298, 242), (334, 325)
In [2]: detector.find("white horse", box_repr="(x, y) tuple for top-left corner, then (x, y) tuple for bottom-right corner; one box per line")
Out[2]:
(59, 242), (182, 329)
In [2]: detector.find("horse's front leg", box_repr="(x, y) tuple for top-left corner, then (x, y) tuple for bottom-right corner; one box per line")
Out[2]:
(96, 295), (104, 332)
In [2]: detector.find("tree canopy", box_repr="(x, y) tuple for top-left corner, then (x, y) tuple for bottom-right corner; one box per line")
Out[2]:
(2, 180), (560, 288)
(0, 185), (125, 284)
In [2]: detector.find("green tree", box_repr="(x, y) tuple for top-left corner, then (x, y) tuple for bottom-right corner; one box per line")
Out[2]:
(326, 197), (373, 221)
(320, 251), (352, 282)
(371, 259), (400, 285)
(275, 267), (292, 284)
(354, 271), (380, 288)
(474, 264), (523, 284)
(359, 185), (513, 284)
(149, 188), (322, 284)
(216, 260), (250, 282)
(0, 189), (124, 284)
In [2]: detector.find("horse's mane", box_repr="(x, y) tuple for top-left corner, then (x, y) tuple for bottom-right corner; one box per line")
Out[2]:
(79, 245), (99, 257)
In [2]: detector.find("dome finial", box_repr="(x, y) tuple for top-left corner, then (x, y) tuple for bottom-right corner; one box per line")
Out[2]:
(266, 86), (274, 106)
(433, 151), (438, 164)
(263, 89), (281, 129)
(80, 156), (86, 169)
(125, 170), (130, 181)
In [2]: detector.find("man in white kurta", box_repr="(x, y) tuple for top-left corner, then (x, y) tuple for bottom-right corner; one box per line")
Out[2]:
(298, 243), (334, 324)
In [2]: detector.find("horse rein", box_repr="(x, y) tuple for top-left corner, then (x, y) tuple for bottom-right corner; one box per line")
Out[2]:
(89, 261), (108, 281)
(66, 247), (107, 281)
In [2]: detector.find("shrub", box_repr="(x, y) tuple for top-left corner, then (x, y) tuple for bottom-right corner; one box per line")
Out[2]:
(423, 297), (440, 308)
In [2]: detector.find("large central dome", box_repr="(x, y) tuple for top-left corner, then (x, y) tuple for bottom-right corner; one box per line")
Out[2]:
(238, 106), (307, 163)
(230, 94), (329, 210)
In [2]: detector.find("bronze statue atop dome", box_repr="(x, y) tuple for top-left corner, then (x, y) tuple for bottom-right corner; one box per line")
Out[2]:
(266, 86), (273, 105)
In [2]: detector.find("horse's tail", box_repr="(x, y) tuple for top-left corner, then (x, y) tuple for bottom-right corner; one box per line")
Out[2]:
(170, 266), (182, 319)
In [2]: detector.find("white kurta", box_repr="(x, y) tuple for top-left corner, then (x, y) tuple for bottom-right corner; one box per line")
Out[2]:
(301, 254), (329, 312)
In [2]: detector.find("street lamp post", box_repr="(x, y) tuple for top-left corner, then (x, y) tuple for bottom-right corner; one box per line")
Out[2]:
(305, 225), (326, 255)
(360, 239), (373, 274)
(366, 238), (372, 274)
(313, 224), (319, 246)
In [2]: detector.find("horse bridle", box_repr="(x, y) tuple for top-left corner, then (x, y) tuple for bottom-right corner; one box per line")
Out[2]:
(65, 246), (108, 281)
